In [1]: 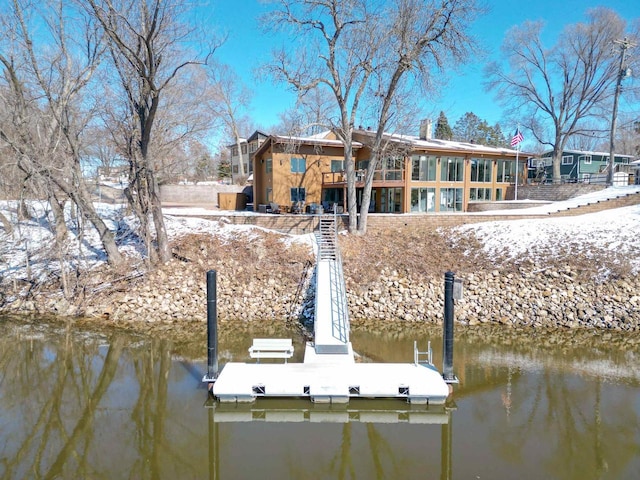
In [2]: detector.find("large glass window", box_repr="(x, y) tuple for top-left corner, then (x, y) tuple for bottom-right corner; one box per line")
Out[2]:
(290, 187), (306, 203)
(470, 158), (492, 182)
(331, 160), (343, 172)
(291, 157), (306, 173)
(379, 156), (403, 181)
(439, 188), (463, 212)
(411, 187), (436, 212)
(469, 188), (492, 201)
(265, 158), (272, 173)
(380, 187), (402, 213)
(411, 155), (437, 181)
(496, 159), (515, 183)
(440, 157), (464, 182)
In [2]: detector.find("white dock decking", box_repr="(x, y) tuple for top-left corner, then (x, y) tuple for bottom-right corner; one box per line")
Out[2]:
(213, 343), (449, 404)
(211, 214), (451, 405)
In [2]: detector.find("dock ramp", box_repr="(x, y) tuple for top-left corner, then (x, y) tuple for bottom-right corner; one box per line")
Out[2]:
(312, 215), (350, 355)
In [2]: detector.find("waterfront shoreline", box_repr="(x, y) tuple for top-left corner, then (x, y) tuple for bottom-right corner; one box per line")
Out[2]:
(2, 225), (639, 334)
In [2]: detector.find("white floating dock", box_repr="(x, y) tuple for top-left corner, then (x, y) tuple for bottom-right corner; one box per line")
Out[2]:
(209, 215), (452, 405)
(212, 343), (449, 404)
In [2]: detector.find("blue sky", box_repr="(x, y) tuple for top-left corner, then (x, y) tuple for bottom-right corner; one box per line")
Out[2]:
(204, 0), (639, 135)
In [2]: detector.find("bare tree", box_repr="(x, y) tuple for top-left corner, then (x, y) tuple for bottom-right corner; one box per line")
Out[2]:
(208, 62), (253, 180)
(345, 0), (480, 232)
(275, 87), (336, 136)
(84, 0), (217, 264)
(266, 0), (481, 233)
(485, 7), (637, 184)
(265, 0), (378, 232)
(0, 0), (123, 269)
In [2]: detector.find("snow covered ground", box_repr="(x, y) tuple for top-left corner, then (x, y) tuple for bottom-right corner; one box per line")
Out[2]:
(455, 186), (640, 274)
(1, 186), (639, 283)
(473, 184), (640, 215)
(0, 199), (315, 284)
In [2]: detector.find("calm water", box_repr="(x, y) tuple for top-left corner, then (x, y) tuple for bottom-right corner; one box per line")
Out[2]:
(0, 317), (639, 479)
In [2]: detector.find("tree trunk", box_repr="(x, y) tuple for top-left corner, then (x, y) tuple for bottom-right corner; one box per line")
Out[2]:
(49, 192), (69, 247)
(343, 139), (358, 233)
(356, 149), (381, 235)
(125, 169), (158, 266)
(68, 179), (124, 267)
(0, 211), (13, 236)
(552, 156), (562, 184)
(48, 192), (71, 297)
(147, 167), (171, 263)
(234, 132), (245, 178)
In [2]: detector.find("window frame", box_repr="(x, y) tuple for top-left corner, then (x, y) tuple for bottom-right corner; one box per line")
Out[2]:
(290, 187), (306, 203)
(496, 159), (515, 183)
(470, 158), (493, 183)
(411, 155), (437, 182)
(440, 156), (464, 182)
(290, 157), (306, 174)
(410, 187), (436, 212)
(439, 187), (463, 212)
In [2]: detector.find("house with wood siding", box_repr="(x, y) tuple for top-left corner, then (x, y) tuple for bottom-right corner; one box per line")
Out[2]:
(252, 127), (530, 214)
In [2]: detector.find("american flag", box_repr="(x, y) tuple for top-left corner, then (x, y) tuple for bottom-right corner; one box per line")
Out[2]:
(511, 128), (524, 147)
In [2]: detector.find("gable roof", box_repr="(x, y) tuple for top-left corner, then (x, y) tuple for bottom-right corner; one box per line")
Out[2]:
(253, 128), (531, 159)
(253, 131), (364, 158)
(542, 149), (634, 159)
(247, 130), (269, 142)
(353, 129), (530, 156)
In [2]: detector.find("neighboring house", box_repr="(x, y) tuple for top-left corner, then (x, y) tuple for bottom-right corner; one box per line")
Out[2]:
(533, 149), (634, 184)
(631, 159), (640, 185)
(228, 130), (268, 184)
(97, 165), (128, 183)
(252, 126), (529, 214)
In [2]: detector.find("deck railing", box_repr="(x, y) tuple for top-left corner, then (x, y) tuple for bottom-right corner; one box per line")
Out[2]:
(322, 168), (405, 186)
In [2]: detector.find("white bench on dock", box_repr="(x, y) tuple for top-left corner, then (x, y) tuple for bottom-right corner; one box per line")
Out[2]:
(249, 338), (294, 363)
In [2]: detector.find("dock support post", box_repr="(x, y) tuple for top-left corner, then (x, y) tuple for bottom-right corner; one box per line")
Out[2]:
(442, 271), (455, 382)
(205, 270), (218, 383)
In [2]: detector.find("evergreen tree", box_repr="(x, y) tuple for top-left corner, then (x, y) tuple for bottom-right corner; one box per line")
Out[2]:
(434, 111), (453, 140)
(217, 159), (231, 181)
(453, 112), (483, 143)
(485, 123), (510, 148)
(453, 112), (509, 147)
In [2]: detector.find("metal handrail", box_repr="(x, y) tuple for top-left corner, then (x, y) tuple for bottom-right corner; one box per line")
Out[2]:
(414, 340), (433, 366)
(315, 212), (349, 344)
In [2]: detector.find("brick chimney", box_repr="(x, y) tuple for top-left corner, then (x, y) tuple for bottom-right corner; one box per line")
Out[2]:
(419, 119), (432, 140)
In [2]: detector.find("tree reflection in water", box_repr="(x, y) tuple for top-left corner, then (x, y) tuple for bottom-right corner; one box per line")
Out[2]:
(1, 317), (639, 479)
